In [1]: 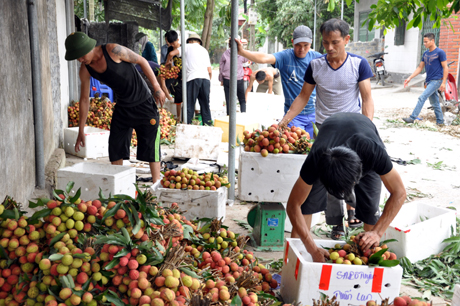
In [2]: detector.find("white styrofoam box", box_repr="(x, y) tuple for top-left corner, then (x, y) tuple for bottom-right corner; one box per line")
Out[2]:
(382, 202), (457, 263)
(453, 284), (460, 306)
(238, 150), (307, 202)
(283, 209), (321, 233)
(163, 99), (177, 117)
(64, 127), (110, 159)
(156, 187), (227, 221)
(281, 238), (402, 305)
(57, 162), (136, 200)
(174, 124), (223, 161)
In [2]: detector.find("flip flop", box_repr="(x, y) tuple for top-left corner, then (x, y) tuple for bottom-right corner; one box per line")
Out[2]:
(330, 225), (345, 240)
(347, 210), (363, 228)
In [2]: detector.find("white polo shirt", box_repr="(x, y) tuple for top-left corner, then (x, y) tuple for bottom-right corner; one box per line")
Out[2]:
(178, 44), (211, 82)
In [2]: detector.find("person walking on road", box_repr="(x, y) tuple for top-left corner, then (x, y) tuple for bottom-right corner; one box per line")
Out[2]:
(286, 113), (406, 262)
(235, 25), (322, 138)
(64, 32), (165, 183)
(279, 19), (375, 240)
(403, 33), (447, 125)
(245, 67), (283, 101)
(219, 38), (248, 115)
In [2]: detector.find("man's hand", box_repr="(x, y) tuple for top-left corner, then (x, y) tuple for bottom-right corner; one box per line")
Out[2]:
(355, 231), (381, 252)
(278, 116), (290, 130)
(154, 89), (166, 107)
(220, 81), (223, 86)
(75, 132), (85, 153)
(439, 83), (446, 93)
(311, 247), (330, 263)
(235, 39), (243, 55)
(403, 78), (412, 88)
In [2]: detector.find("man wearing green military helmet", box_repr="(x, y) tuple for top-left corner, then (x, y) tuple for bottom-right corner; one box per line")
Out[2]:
(64, 32), (165, 183)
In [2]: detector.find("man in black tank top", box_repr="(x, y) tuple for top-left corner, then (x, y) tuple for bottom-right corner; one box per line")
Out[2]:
(64, 32), (166, 183)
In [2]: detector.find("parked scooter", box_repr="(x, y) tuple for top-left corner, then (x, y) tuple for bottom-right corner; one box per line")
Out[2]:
(368, 52), (388, 86)
(437, 61), (460, 114)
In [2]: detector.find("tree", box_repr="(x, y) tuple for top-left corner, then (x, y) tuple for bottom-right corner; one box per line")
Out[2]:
(336, 0), (459, 32)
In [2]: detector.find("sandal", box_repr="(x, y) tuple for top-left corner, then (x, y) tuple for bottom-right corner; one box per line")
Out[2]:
(330, 225), (345, 240)
(347, 210), (363, 228)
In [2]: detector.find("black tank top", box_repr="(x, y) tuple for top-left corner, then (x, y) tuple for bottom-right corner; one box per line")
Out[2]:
(86, 45), (151, 107)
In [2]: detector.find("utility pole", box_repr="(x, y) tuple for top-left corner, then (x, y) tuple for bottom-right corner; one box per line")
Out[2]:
(249, 0), (255, 51)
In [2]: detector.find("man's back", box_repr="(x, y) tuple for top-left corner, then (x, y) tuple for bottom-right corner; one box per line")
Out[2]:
(184, 44), (211, 82)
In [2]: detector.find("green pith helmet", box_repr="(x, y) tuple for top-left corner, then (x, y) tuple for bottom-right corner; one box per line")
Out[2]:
(64, 32), (96, 61)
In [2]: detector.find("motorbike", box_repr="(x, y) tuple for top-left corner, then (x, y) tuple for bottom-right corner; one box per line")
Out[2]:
(368, 52), (388, 86)
(243, 61), (253, 92)
(437, 61), (460, 114)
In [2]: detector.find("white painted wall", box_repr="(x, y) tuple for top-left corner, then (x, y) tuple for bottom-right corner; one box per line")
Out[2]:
(56, 0), (69, 130)
(384, 27), (421, 74)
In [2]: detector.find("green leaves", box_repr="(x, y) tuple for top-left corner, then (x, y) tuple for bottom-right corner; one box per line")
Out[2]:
(48, 254), (64, 261)
(28, 208), (52, 225)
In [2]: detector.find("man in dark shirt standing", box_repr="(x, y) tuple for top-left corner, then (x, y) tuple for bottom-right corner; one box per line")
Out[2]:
(286, 113), (406, 262)
(64, 32), (166, 183)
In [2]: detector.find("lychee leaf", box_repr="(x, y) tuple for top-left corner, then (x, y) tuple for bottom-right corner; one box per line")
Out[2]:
(81, 277), (92, 292)
(379, 259), (400, 267)
(98, 187), (107, 201)
(182, 224), (194, 240)
(48, 287), (63, 302)
(28, 208), (52, 225)
(230, 294), (242, 306)
(130, 203), (141, 235)
(0, 246), (8, 259)
(28, 198), (46, 209)
(369, 248), (388, 264)
(114, 248), (130, 258)
(48, 254), (64, 261)
(53, 189), (65, 201)
(106, 291), (125, 306)
(121, 228), (131, 243)
(179, 267), (201, 278)
(122, 203), (135, 226)
(69, 188), (81, 204)
(65, 181), (75, 194)
(380, 239), (398, 245)
(60, 275), (71, 288)
(0, 210), (16, 220)
(104, 258), (120, 270)
(50, 233), (66, 248)
(101, 202), (122, 224)
(72, 253), (89, 259)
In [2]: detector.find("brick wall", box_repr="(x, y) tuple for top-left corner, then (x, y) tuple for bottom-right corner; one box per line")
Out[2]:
(438, 14), (460, 77)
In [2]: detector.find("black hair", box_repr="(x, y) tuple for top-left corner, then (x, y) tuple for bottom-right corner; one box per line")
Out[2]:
(255, 71), (266, 82)
(317, 146), (362, 200)
(424, 33), (435, 41)
(320, 18), (349, 38)
(165, 31), (178, 44)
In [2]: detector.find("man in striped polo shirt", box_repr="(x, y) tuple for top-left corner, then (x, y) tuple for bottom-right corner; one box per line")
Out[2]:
(280, 18), (375, 240)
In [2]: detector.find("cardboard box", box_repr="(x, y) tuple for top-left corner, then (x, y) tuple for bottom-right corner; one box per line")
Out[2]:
(57, 162), (136, 200)
(281, 239), (403, 305)
(382, 202), (457, 263)
(238, 150), (307, 202)
(156, 187), (227, 221)
(64, 127), (110, 159)
(214, 113), (260, 144)
(173, 124), (223, 161)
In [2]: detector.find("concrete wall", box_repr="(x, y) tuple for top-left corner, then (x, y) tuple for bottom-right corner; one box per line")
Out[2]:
(345, 38), (385, 69)
(384, 26), (421, 82)
(0, 1), (36, 203)
(56, 0), (70, 135)
(0, 0), (66, 203)
(83, 22), (139, 50)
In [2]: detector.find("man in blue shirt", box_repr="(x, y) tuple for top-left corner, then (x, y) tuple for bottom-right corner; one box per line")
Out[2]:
(403, 33), (447, 125)
(235, 25), (322, 137)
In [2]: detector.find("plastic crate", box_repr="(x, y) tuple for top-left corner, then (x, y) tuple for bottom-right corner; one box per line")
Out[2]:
(173, 124), (223, 161)
(238, 150), (307, 202)
(57, 163), (136, 200)
(156, 187), (227, 221)
(64, 127), (109, 159)
(382, 202), (457, 263)
(280, 238), (403, 305)
(214, 113), (259, 144)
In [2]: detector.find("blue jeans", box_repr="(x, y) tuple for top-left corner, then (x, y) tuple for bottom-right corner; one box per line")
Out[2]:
(288, 112), (316, 138)
(410, 79), (444, 124)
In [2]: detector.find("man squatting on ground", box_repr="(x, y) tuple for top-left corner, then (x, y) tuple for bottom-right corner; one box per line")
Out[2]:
(64, 32), (166, 183)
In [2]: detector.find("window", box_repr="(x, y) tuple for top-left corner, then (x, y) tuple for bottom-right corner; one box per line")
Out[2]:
(394, 19), (406, 45)
(359, 11), (376, 42)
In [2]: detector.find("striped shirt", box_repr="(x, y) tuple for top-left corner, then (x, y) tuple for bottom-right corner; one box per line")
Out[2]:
(304, 53), (373, 124)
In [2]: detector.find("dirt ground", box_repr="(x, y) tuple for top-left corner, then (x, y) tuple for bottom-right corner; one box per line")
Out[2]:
(62, 72), (460, 304)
